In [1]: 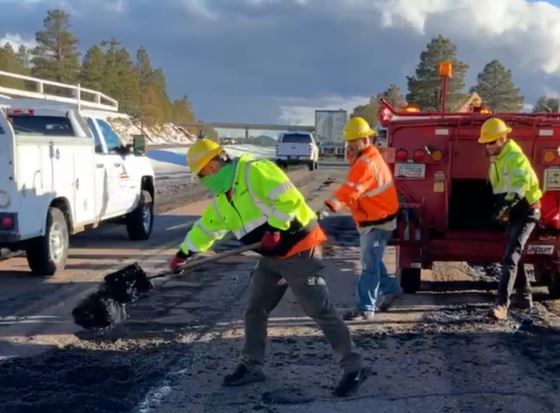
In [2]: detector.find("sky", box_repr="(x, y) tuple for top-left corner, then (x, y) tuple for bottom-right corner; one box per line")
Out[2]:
(2, 0), (560, 130)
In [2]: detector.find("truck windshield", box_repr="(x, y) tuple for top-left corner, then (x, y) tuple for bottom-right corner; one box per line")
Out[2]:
(7, 115), (74, 136)
(281, 133), (312, 143)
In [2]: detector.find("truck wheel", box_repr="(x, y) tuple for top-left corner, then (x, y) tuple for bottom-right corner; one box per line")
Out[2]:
(399, 268), (421, 294)
(126, 190), (154, 240)
(26, 207), (69, 276)
(307, 161), (317, 171)
(548, 272), (560, 299)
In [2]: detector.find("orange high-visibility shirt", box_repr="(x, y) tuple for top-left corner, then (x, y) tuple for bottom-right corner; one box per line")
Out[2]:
(333, 145), (399, 227)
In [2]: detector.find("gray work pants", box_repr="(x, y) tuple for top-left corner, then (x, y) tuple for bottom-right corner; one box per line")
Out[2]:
(242, 249), (363, 374)
(496, 211), (540, 307)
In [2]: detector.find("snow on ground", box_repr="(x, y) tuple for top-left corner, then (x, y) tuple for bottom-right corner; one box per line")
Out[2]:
(108, 117), (196, 145)
(147, 144), (275, 177)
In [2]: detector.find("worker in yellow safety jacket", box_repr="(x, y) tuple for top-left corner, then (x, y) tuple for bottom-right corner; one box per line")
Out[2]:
(324, 117), (401, 321)
(168, 138), (370, 397)
(479, 117), (543, 320)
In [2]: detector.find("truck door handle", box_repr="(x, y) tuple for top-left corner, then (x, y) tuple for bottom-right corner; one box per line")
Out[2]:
(113, 163), (121, 167)
(96, 163), (104, 168)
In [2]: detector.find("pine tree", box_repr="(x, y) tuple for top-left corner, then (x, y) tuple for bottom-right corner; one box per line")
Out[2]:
(378, 84), (406, 108)
(136, 47), (153, 90)
(406, 35), (469, 111)
(80, 45), (105, 91)
(31, 9), (80, 83)
(171, 96), (196, 124)
(100, 39), (140, 114)
(533, 96), (560, 113)
(471, 60), (524, 112)
(351, 97), (380, 127)
(16, 45), (31, 71)
(0, 43), (28, 87)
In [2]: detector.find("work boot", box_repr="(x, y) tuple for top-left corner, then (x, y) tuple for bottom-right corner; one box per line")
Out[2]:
(343, 309), (374, 321)
(333, 366), (372, 397)
(223, 363), (266, 387)
(511, 294), (533, 310)
(487, 304), (508, 320)
(377, 289), (403, 312)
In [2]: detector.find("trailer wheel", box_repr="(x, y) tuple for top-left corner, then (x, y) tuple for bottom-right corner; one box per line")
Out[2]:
(126, 190), (154, 240)
(26, 207), (69, 276)
(548, 272), (560, 299)
(399, 268), (421, 294)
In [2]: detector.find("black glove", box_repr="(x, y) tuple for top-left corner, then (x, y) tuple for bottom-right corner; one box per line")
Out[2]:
(492, 193), (521, 224)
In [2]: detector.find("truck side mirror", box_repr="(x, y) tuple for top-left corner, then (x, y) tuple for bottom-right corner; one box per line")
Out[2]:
(133, 135), (146, 155)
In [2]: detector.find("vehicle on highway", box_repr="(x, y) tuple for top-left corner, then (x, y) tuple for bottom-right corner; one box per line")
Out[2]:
(382, 95), (560, 297)
(0, 70), (155, 275)
(275, 131), (319, 170)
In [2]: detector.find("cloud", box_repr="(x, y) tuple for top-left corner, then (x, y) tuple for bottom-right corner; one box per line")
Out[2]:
(278, 95), (370, 125)
(376, 0), (560, 74)
(0, 33), (36, 50)
(181, 0), (218, 20)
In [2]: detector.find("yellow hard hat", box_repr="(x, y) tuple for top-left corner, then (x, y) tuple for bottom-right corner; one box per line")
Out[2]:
(479, 117), (512, 144)
(343, 116), (378, 141)
(187, 138), (223, 174)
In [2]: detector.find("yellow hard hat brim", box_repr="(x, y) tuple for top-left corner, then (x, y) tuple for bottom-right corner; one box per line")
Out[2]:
(344, 127), (377, 141)
(191, 146), (223, 174)
(478, 126), (511, 144)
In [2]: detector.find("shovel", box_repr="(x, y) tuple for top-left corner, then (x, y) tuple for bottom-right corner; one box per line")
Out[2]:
(72, 242), (260, 330)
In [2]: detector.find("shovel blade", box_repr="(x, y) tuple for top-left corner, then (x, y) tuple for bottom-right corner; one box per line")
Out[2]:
(72, 289), (127, 330)
(103, 263), (154, 303)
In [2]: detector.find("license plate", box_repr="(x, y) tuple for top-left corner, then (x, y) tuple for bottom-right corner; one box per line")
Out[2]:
(527, 244), (554, 255)
(395, 163), (426, 179)
(544, 168), (560, 190)
(288, 156), (298, 160)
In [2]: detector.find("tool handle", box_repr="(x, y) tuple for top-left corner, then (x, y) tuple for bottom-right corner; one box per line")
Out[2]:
(147, 242), (261, 280)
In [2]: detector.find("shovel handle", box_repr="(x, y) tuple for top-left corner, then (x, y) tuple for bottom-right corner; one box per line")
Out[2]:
(148, 242), (261, 280)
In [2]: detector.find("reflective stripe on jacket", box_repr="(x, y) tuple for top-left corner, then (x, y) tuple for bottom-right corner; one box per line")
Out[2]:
(489, 139), (542, 205)
(333, 145), (399, 227)
(180, 155), (325, 257)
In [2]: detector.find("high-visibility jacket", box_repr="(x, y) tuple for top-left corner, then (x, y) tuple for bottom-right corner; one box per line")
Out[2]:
(489, 139), (542, 205)
(180, 155), (326, 258)
(333, 145), (399, 227)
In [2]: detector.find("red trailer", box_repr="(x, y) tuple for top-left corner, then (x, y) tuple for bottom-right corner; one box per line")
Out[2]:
(379, 98), (560, 297)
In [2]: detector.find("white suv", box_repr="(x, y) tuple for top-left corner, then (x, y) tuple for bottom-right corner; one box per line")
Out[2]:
(276, 131), (319, 171)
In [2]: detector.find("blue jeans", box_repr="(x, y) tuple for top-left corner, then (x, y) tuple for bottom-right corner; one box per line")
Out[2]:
(356, 228), (400, 312)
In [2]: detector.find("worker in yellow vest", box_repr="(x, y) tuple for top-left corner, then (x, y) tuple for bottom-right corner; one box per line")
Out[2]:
(479, 118), (542, 320)
(169, 139), (370, 397)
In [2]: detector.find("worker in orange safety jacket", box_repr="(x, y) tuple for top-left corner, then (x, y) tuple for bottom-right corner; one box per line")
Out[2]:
(324, 117), (401, 320)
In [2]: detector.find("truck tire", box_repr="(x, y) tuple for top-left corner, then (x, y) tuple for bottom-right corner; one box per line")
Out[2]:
(548, 272), (560, 299)
(26, 207), (69, 276)
(399, 268), (421, 294)
(126, 190), (154, 240)
(307, 160), (317, 171)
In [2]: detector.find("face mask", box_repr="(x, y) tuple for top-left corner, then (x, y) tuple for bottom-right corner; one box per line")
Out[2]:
(200, 163), (235, 194)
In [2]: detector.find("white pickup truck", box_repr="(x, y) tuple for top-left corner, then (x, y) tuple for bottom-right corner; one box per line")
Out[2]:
(275, 131), (319, 171)
(0, 71), (155, 275)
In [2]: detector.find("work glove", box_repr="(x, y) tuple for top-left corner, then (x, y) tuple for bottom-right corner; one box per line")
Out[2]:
(324, 199), (342, 213)
(260, 231), (281, 253)
(492, 193), (521, 224)
(168, 249), (194, 274)
(504, 192), (521, 204)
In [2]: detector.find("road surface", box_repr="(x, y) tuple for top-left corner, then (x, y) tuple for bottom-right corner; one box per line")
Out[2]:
(0, 159), (559, 413)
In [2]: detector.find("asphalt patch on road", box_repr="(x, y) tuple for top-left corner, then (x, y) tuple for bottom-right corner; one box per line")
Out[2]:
(0, 343), (181, 413)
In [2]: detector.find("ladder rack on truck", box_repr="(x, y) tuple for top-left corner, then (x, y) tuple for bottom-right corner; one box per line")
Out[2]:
(0, 70), (118, 112)
(0, 70), (155, 276)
